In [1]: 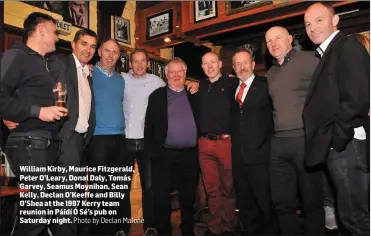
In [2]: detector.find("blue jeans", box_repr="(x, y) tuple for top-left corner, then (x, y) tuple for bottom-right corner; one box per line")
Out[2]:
(327, 138), (369, 235)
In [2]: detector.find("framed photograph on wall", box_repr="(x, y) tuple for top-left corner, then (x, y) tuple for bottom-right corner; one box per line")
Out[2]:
(194, 1), (218, 23)
(114, 16), (131, 44)
(146, 9), (173, 40)
(24, 1), (89, 28)
(225, 1), (271, 15)
(119, 52), (130, 73)
(155, 63), (166, 80)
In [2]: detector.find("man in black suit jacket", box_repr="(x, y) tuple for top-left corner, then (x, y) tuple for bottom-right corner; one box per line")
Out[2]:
(229, 49), (276, 235)
(47, 29), (97, 236)
(304, 3), (369, 234)
(144, 57), (199, 235)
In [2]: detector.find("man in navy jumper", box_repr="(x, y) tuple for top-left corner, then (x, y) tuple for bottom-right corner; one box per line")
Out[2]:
(88, 39), (129, 236)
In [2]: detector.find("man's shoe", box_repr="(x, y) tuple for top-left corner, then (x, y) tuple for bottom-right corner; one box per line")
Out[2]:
(143, 228), (158, 236)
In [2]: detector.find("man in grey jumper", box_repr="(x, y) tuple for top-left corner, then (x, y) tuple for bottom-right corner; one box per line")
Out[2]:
(265, 26), (324, 235)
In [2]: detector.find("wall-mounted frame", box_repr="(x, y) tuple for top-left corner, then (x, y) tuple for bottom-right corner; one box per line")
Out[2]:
(114, 16), (131, 44)
(23, 1), (89, 28)
(194, 1), (218, 23)
(154, 62), (166, 80)
(225, 1), (271, 16)
(118, 52), (130, 73)
(236, 40), (266, 70)
(146, 9), (173, 40)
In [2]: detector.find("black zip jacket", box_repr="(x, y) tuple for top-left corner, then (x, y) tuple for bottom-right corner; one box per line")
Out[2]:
(0, 43), (61, 135)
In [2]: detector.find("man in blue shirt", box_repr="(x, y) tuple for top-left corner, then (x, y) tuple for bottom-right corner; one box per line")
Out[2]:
(88, 39), (128, 236)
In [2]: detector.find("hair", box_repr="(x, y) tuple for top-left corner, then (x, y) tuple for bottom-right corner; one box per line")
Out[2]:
(232, 48), (255, 62)
(100, 39), (120, 49)
(165, 57), (187, 75)
(23, 12), (57, 42)
(73, 28), (97, 42)
(356, 34), (370, 54)
(129, 49), (149, 62)
(313, 2), (336, 16)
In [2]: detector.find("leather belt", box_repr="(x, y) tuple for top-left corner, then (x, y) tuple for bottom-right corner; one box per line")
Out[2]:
(201, 133), (230, 140)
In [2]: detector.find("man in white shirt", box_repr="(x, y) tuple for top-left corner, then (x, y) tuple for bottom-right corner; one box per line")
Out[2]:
(303, 3), (369, 235)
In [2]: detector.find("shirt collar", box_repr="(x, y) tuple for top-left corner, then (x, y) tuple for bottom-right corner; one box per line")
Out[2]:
(168, 85), (185, 92)
(96, 62), (115, 77)
(72, 53), (90, 76)
(239, 74), (255, 87)
(317, 30), (340, 57)
(272, 48), (296, 66)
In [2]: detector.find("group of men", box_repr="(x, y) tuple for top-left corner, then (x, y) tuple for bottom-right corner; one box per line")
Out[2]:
(0, 2), (369, 236)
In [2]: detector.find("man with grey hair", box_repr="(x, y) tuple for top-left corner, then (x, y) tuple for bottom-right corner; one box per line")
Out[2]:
(144, 57), (199, 235)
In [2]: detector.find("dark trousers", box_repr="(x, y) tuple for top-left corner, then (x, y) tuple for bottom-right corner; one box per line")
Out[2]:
(327, 138), (369, 235)
(233, 161), (277, 235)
(88, 135), (130, 235)
(198, 137), (236, 233)
(51, 131), (86, 236)
(126, 138), (155, 230)
(270, 136), (324, 235)
(152, 147), (199, 235)
(5, 132), (60, 236)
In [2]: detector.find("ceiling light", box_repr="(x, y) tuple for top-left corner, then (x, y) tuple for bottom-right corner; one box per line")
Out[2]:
(164, 37), (171, 43)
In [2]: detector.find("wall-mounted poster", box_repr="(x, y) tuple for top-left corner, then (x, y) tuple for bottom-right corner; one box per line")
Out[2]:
(225, 1), (271, 15)
(117, 52), (130, 73)
(24, 1), (89, 28)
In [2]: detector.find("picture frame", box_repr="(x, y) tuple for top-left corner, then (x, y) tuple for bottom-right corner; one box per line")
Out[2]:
(119, 52), (130, 73)
(194, 1), (218, 23)
(146, 9), (173, 40)
(155, 63), (166, 80)
(23, 1), (89, 28)
(225, 1), (271, 16)
(149, 60), (156, 74)
(114, 16), (131, 44)
(236, 40), (266, 70)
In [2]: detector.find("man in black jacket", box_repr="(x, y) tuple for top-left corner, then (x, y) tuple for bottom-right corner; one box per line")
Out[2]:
(304, 3), (369, 234)
(144, 57), (199, 235)
(0, 12), (67, 236)
(230, 49), (276, 235)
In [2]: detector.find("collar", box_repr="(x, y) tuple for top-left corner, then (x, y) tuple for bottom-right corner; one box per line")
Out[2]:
(239, 74), (255, 87)
(96, 62), (115, 77)
(129, 69), (147, 79)
(272, 48), (296, 67)
(168, 85), (185, 92)
(317, 30), (340, 57)
(72, 53), (90, 77)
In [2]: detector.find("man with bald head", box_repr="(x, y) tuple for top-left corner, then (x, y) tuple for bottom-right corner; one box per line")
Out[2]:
(88, 39), (129, 235)
(198, 52), (238, 235)
(265, 26), (324, 234)
(304, 3), (370, 235)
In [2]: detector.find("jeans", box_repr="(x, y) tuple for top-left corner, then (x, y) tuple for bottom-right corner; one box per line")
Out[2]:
(88, 135), (130, 234)
(5, 134), (60, 236)
(327, 138), (369, 235)
(270, 136), (324, 235)
(126, 138), (155, 229)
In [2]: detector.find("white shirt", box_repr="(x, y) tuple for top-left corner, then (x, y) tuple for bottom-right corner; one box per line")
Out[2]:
(121, 71), (166, 139)
(73, 54), (92, 134)
(318, 30), (366, 140)
(235, 74), (255, 103)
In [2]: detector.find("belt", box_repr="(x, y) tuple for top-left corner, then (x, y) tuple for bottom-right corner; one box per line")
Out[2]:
(201, 133), (230, 140)
(164, 146), (195, 152)
(74, 130), (87, 137)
